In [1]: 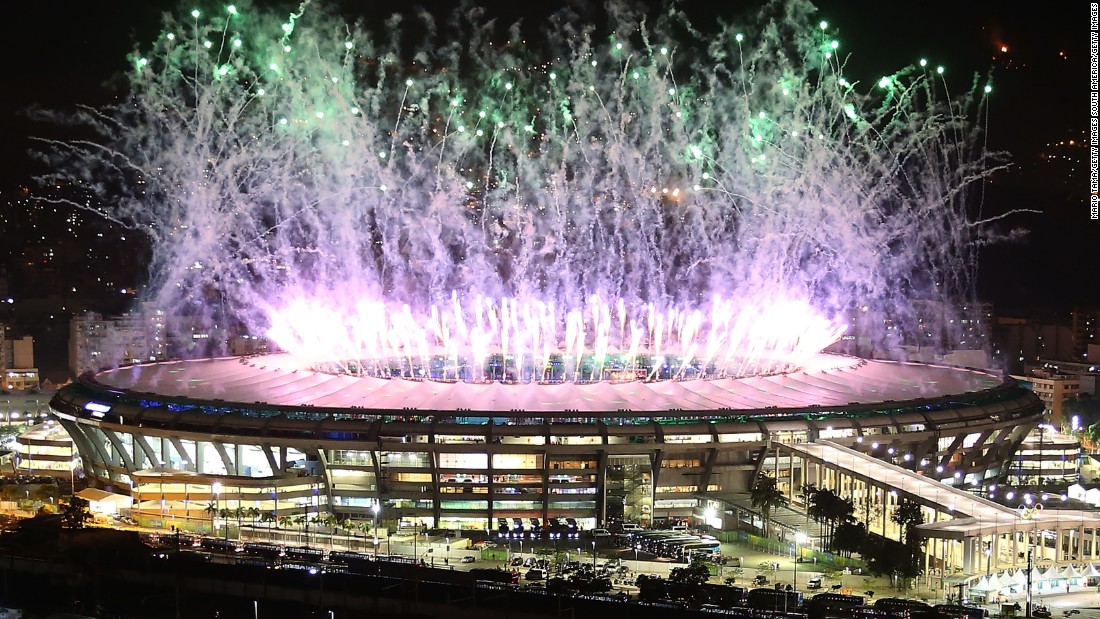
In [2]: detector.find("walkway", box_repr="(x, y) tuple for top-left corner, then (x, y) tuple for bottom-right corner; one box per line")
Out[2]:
(789, 441), (1100, 539)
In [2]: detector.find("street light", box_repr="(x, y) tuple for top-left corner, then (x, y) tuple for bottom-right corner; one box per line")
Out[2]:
(372, 503), (380, 559)
(794, 532), (808, 592)
(592, 540), (597, 569)
(308, 567), (324, 617)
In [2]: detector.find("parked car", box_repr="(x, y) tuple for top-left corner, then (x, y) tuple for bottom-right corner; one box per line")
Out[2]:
(525, 568), (546, 581)
(752, 574), (768, 586)
(461, 555), (476, 564)
(807, 576), (823, 589)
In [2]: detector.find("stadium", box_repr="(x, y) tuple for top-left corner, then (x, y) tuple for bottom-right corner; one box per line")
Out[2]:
(47, 351), (1042, 534)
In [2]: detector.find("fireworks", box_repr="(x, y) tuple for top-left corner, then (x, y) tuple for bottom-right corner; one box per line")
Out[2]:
(35, 1), (1000, 381)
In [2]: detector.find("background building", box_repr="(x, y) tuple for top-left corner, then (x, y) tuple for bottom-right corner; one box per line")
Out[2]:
(68, 305), (166, 377)
(0, 326), (38, 390)
(1010, 370), (1080, 425)
(68, 306), (248, 379)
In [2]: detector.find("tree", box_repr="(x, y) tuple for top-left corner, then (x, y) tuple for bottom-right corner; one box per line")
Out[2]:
(233, 506), (246, 536)
(566, 570), (612, 594)
(757, 561), (777, 578)
(293, 514), (308, 544)
(0, 485), (19, 506)
(261, 510), (277, 540)
(203, 501), (218, 535)
(61, 497), (92, 529)
(336, 515), (352, 546)
(861, 535), (922, 588)
(799, 483), (817, 532)
(278, 515), (294, 543)
(751, 475), (787, 538)
(218, 508), (232, 537)
(636, 574), (669, 602)
(319, 514), (336, 548)
(891, 499), (924, 546)
(832, 521), (867, 558)
(669, 558), (711, 587)
(724, 566), (744, 584)
(33, 484), (59, 505)
(246, 506), (261, 531)
(806, 487), (856, 550)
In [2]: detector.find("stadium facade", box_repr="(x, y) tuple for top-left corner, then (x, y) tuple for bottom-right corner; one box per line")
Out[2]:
(48, 353), (1043, 534)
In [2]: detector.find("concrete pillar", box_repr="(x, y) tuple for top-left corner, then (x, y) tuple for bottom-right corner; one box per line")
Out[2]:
(963, 536), (973, 573)
(1079, 525), (1086, 561)
(992, 532), (1001, 570)
(195, 441), (205, 474)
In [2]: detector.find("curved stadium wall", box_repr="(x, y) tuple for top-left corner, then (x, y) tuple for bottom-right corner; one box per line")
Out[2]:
(48, 353), (1043, 533)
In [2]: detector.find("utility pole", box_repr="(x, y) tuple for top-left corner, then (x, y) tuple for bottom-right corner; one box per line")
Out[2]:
(1025, 549), (1033, 619)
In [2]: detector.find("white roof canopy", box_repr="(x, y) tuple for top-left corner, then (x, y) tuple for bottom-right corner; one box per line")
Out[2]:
(92, 353), (1001, 413)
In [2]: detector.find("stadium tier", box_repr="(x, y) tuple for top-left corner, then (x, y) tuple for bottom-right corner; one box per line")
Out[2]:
(49, 353), (1042, 533)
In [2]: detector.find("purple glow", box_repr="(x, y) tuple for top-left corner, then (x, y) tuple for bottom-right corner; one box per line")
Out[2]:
(34, 1), (1002, 381)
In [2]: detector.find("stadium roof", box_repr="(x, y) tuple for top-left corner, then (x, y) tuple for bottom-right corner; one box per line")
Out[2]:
(89, 353), (1003, 413)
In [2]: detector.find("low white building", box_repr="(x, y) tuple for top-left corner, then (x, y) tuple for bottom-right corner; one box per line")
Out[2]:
(1068, 483), (1100, 507)
(75, 488), (133, 516)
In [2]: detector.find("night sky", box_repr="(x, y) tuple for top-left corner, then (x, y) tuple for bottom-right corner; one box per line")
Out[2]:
(0, 1), (1094, 377)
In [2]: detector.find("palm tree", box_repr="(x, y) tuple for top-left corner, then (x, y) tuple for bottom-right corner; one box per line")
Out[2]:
(244, 507), (260, 538)
(357, 521), (371, 551)
(232, 507), (245, 538)
(261, 510), (277, 540)
(278, 515), (294, 544)
(807, 487), (854, 549)
(336, 515), (352, 548)
(320, 514), (337, 548)
(218, 508), (232, 539)
(203, 501), (218, 536)
(293, 514), (307, 545)
(799, 483), (817, 532)
(891, 499), (924, 546)
(750, 475), (787, 539)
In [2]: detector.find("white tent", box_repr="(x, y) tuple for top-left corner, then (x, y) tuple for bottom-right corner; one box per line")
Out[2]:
(1060, 565), (1083, 579)
(1029, 567), (1048, 586)
(969, 575), (994, 592)
(1083, 563), (1100, 578)
(1012, 569), (1029, 586)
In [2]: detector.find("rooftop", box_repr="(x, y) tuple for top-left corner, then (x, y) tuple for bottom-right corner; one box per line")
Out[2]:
(88, 353), (1004, 413)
